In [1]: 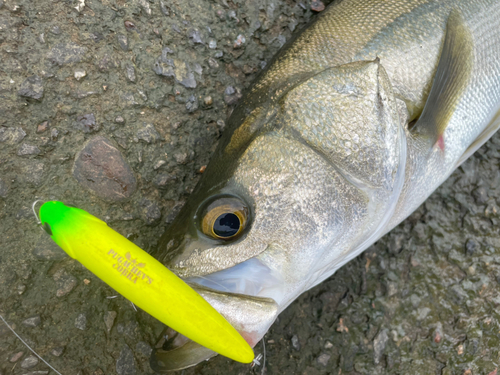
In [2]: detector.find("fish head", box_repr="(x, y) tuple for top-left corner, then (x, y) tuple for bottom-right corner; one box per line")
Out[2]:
(151, 60), (406, 371)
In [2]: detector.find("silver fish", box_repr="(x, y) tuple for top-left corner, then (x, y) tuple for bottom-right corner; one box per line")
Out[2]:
(150, 0), (500, 370)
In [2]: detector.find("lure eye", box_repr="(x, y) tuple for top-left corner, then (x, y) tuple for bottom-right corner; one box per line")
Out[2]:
(201, 197), (249, 240)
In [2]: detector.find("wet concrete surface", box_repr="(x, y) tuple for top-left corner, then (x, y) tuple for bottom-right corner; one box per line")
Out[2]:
(1, 0), (500, 374)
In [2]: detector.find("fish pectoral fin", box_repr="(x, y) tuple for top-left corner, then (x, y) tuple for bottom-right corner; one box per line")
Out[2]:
(411, 9), (474, 150)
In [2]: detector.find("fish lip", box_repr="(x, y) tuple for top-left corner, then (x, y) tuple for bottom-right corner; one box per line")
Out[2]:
(150, 285), (279, 372)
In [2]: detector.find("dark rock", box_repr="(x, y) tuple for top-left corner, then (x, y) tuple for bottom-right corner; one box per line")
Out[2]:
(0, 126), (26, 144)
(138, 199), (161, 225)
(116, 345), (136, 375)
(465, 239), (479, 256)
(18, 75), (44, 100)
(117, 34), (128, 51)
(291, 334), (300, 350)
(125, 63), (136, 82)
(20, 355), (38, 369)
(136, 123), (160, 143)
(472, 186), (488, 204)
(0, 177), (9, 197)
(33, 235), (67, 260)
(73, 136), (136, 201)
(188, 28), (203, 44)
(186, 95), (198, 113)
(224, 86), (242, 105)
(153, 59), (197, 89)
(75, 113), (100, 133)
(22, 315), (41, 327)
(75, 313), (87, 330)
(17, 143), (41, 156)
(47, 43), (86, 65)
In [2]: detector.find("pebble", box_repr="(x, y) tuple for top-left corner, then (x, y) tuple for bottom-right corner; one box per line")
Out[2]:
(73, 136), (137, 201)
(104, 311), (117, 333)
(124, 20), (136, 32)
(317, 353), (331, 367)
(153, 173), (176, 188)
(22, 315), (41, 327)
(233, 34), (246, 49)
(311, 0), (325, 12)
(75, 113), (100, 133)
(116, 345), (137, 375)
(138, 199), (161, 225)
(125, 63), (136, 82)
(188, 28), (203, 44)
(20, 355), (38, 369)
(465, 239), (478, 256)
(204, 96), (213, 106)
(37, 121), (49, 133)
(50, 347), (64, 357)
(117, 34), (129, 51)
(208, 57), (219, 69)
(115, 116), (125, 124)
(74, 69), (87, 80)
(186, 95), (198, 113)
(17, 143), (41, 156)
(53, 269), (77, 297)
(75, 313), (87, 330)
(50, 25), (61, 35)
(136, 123), (160, 143)
(18, 75), (44, 100)
(50, 128), (59, 141)
(9, 351), (23, 362)
(373, 329), (388, 364)
(208, 39), (217, 49)
(291, 334), (300, 350)
(472, 186), (488, 204)
(32, 235), (66, 260)
(159, 1), (170, 16)
(47, 43), (86, 65)
(174, 152), (188, 165)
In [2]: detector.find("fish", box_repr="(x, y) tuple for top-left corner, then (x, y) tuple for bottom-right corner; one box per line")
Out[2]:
(149, 0), (500, 371)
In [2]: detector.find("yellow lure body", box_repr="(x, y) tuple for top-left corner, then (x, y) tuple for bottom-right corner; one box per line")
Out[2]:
(39, 201), (254, 364)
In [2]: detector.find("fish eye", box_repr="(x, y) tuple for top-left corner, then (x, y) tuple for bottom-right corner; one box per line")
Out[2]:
(200, 196), (249, 240)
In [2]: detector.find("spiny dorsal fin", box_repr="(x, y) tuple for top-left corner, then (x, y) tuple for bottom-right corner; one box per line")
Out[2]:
(412, 9), (474, 150)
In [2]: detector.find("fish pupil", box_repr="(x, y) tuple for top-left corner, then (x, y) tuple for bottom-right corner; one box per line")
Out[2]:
(213, 213), (240, 237)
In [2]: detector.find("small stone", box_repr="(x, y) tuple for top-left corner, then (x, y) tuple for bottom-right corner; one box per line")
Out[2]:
(472, 186), (488, 204)
(53, 268), (78, 297)
(457, 344), (464, 355)
(311, 0), (325, 12)
(17, 143), (40, 156)
(233, 34), (245, 49)
(18, 75), (44, 100)
(433, 323), (443, 343)
(373, 329), (388, 364)
(117, 34), (129, 51)
(154, 160), (166, 170)
(33, 235), (66, 260)
(50, 347), (64, 357)
(174, 152), (188, 165)
(51, 128), (59, 141)
(9, 351), (23, 362)
(22, 315), (41, 327)
(74, 69), (87, 80)
(17, 284), (26, 294)
(116, 345), (137, 375)
(204, 96), (213, 106)
(47, 43), (86, 65)
(125, 63), (136, 82)
(324, 341), (333, 349)
(37, 121), (49, 133)
(224, 86), (242, 105)
(75, 113), (100, 133)
(138, 199), (161, 226)
(198, 165), (206, 174)
(104, 311), (117, 333)
(39, 33), (45, 43)
(208, 39), (217, 49)
(124, 20), (136, 32)
(50, 25), (61, 35)
(75, 313), (87, 330)
(317, 353), (331, 367)
(188, 29), (203, 44)
(136, 123), (160, 143)
(21, 355), (38, 369)
(153, 173), (176, 188)
(291, 335), (300, 350)
(159, 1), (170, 16)
(115, 116), (125, 124)
(73, 136), (137, 201)
(186, 95), (198, 113)
(465, 239), (478, 256)
(208, 57), (219, 69)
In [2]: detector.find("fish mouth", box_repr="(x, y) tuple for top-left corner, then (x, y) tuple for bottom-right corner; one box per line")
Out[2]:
(150, 258), (282, 372)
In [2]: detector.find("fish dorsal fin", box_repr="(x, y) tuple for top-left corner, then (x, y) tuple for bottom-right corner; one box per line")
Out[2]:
(412, 9), (474, 149)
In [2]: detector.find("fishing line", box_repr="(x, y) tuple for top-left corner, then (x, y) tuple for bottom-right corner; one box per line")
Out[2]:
(0, 313), (63, 375)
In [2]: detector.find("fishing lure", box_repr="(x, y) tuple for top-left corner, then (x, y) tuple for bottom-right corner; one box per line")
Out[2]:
(38, 201), (254, 364)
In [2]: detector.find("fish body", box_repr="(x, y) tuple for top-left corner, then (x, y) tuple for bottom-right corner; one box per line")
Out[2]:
(150, 0), (500, 370)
